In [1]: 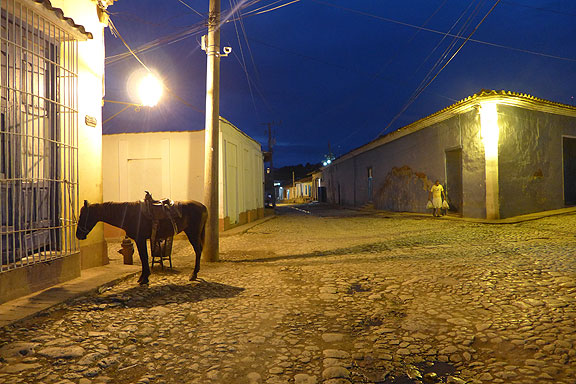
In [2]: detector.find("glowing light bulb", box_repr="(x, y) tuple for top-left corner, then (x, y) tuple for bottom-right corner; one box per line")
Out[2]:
(138, 74), (163, 107)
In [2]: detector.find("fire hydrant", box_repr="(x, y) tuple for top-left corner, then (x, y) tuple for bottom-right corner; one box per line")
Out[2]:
(118, 236), (134, 265)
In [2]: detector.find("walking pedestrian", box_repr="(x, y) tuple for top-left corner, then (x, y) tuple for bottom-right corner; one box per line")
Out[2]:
(428, 180), (446, 217)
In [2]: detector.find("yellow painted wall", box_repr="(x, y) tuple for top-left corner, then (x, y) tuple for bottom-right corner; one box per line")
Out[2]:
(52, 0), (108, 268)
(1, 0), (108, 303)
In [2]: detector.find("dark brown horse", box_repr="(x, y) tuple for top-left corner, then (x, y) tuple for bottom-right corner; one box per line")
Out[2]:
(76, 200), (208, 285)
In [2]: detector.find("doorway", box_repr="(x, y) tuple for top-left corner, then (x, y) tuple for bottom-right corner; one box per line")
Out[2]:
(563, 137), (576, 206)
(445, 148), (463, 213)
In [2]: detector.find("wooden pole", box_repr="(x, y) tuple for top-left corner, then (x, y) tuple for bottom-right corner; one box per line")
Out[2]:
(203, 0), (221, 261)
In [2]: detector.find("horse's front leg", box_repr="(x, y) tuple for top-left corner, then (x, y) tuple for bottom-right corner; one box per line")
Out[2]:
(135, 239), (151, 285)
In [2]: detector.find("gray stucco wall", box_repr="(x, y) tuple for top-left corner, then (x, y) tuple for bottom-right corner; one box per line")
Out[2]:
(498, 106), (576, 218)
(324, 110), (488, 218)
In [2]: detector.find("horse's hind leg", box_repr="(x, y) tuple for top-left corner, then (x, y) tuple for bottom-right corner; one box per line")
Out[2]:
(135, 239), (151, 285)
(185, 229), (203, 281)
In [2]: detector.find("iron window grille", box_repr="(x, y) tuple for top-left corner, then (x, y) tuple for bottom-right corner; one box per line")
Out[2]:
(1, 0), (79, 272)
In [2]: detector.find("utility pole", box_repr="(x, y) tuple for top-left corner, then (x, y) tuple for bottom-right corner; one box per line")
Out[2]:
(264, 122), (276, 207)
(203, 0), (221, 262)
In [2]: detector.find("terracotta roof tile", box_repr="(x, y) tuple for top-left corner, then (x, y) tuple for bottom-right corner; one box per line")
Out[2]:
(31, 0), (93, 39)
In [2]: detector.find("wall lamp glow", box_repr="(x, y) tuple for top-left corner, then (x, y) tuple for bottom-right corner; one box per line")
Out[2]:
(479, 101), (499, 145)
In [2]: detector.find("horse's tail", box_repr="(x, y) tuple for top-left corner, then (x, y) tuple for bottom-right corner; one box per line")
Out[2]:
(200, 205), (208, 248)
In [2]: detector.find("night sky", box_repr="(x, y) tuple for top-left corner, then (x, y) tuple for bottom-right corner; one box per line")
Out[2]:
(103, 0), (576, 167)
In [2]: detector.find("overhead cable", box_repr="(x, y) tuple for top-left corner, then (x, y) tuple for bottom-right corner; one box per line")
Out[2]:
(375, 0), (503, 139)
(106, 0), (304, 65)
(309, 0), (576, 63)
(176, 0), (205, 18)
(107, 17), (204, 114)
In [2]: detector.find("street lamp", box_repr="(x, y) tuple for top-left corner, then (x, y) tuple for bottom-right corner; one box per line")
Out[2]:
(137, 73), (163, 107)
(103, 71), (163, 124)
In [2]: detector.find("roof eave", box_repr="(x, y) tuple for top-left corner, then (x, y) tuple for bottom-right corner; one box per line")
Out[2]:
(30, 0), (93, 40)
(328, 89), (576, 167)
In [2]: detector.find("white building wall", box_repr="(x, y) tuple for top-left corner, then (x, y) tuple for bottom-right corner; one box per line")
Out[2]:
(103, 119), (264, 235)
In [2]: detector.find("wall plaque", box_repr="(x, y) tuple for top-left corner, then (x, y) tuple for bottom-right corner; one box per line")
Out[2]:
(85, 115), (97, 127)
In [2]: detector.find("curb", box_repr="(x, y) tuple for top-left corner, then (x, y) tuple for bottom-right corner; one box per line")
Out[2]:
(221, 215), (277, 237)
(0, 265), (140, 328)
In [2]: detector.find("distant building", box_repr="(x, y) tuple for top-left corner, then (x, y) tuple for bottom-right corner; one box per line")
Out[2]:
(323, 90), (576, 219)
(278, 176), (313, 203)
(311, 171), (325, 202)
(1, 0), (113, 303)
(102, 118), (265, 234)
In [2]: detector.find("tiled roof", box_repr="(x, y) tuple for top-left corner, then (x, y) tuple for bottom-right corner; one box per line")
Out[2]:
(430, 89), (576, 121)
(31, 0), (93, 39)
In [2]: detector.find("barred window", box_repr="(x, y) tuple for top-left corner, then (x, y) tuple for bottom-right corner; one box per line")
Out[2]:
(1, 0), (79, 271)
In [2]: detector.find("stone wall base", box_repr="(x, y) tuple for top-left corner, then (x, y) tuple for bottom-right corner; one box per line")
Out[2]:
(80, 241), (109, 270)
(0, 253), (81, 304)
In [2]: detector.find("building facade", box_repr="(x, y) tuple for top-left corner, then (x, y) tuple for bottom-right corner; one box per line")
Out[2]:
(277, 177), (313, 204)
(323, 90), (576, 219)
(102, 118), (265, 235)
(1, 0), (111, 303)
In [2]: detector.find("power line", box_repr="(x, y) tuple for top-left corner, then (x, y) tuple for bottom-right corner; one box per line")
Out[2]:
(376, 0), (503, 139)
(414, 0), (480, 75)
(108, 19), (153, 72)
(412, 0), (485, 100)
(105, 0), (301, 66)
(106, 18), (204, 114)
(229, 0), (259, 113)
(325, 0), (453, 148)
(502, 0), (576, 17)
(308, 0), (576, 63)
(176, 0), (205, 18)
(249, 0), (299, 15)
(302, 0), (451, 138)
(106, 0), (576, 67)
(106, 21), (206, 64)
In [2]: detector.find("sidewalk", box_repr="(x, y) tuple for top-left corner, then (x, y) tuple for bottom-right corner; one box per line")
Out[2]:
(358, 205), (576, 224)
(0, 214), (277, 328)
(0, 262), (141, 328)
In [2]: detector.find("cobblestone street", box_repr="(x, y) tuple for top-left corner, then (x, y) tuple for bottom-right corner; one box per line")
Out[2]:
(1, 205), (575, 384)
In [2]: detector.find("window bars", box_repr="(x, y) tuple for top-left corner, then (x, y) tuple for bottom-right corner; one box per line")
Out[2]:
(1, 0), (79, 272)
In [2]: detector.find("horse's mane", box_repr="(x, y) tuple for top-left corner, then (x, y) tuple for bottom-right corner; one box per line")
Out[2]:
(85, 201), (141, 216)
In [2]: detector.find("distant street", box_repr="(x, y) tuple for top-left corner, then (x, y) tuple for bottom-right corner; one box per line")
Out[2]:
(1, 205), (575, 384)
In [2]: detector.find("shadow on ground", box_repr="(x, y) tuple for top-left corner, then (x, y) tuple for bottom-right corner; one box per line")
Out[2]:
(74, 280), (245, 309)
(221, 237), (448, 263)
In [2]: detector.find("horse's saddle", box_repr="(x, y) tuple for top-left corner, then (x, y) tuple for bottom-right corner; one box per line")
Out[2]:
(142, 191), (181, 221)
(142, 192), (180, 261)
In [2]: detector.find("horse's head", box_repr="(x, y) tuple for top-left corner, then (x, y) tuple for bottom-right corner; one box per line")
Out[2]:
(76, 200), (97, 240)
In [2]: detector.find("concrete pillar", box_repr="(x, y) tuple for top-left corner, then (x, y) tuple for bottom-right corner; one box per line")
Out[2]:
(480, 101), (500, 220)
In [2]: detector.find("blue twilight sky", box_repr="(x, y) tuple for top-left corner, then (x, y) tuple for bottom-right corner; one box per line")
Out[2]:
(103, 0), (576, 167)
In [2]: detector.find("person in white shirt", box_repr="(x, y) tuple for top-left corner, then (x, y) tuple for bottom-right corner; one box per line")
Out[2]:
(428, 180), (446, 217)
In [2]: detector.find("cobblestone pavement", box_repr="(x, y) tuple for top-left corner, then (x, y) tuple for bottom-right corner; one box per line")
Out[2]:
(1, 204), (575, 384)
